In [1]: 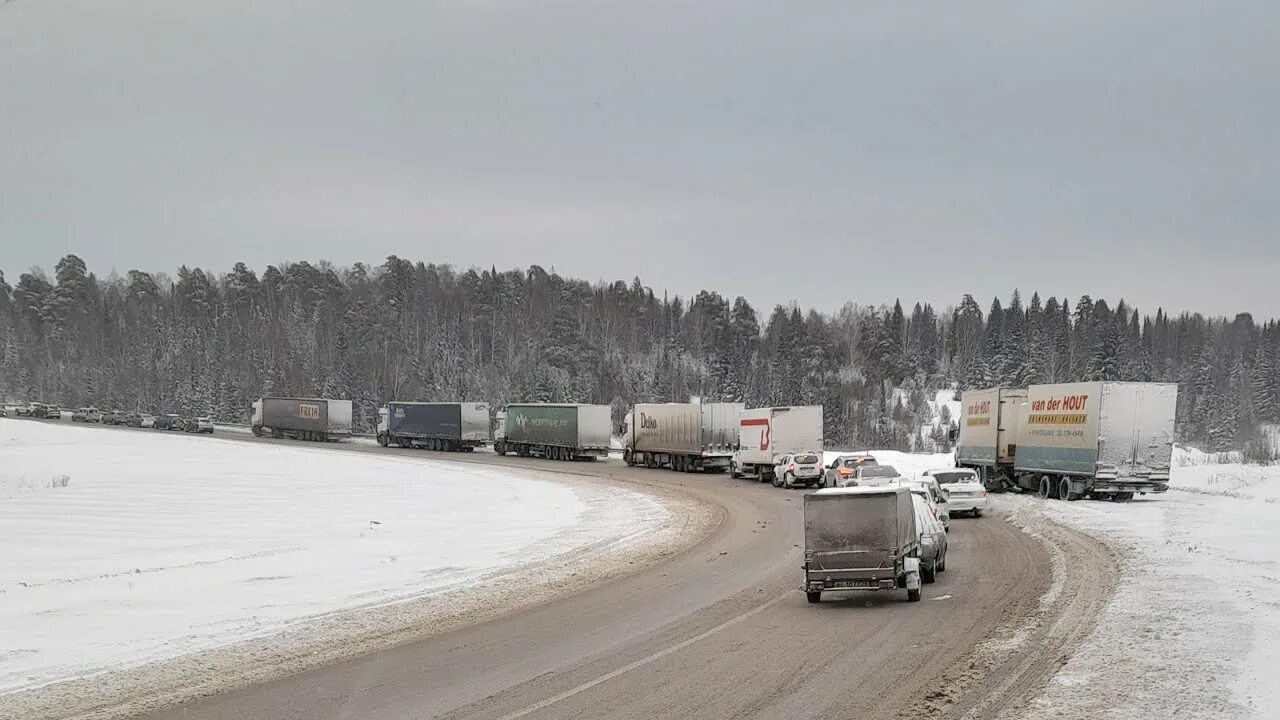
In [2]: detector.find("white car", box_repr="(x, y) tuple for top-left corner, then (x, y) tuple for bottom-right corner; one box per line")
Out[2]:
(196, 416), (215, 434)
(138, 413), (157, 428)
(923, 468), (989, 518)
(772, 452), (825, 488)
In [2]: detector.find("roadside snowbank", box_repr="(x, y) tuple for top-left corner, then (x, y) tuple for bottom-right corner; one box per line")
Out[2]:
(0, 420), (672, 699)
(999, 463), (1280, 719)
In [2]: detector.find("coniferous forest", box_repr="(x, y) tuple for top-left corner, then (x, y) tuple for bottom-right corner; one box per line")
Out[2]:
(2, 254), (1277, 455)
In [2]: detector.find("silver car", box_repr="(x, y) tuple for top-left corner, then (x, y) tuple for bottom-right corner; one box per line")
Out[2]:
(773, 452), (825, 488)
(911, 493), (948, 583)
(838, 464), (902, 488)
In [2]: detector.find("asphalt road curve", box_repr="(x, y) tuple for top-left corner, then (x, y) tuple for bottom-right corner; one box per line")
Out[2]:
(47, 424), (1099, 720)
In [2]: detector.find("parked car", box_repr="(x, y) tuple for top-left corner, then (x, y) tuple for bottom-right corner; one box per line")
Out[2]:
(43, 404), (63, 420)
(924, 468), (988, 518)
(823, 453), (878, 486)
(195, 416), (215, 434)
(137, 413), (156, 428)
(15, 404), (33, 417)
(75, 407), (102, 423)
(912, 493), (948, 583)
(772, 452), (825, 488)
(837, 464), (902, 488)
(102, 409), (127, 425)
(153, 413), (182, 431)
(903, 478), (950, 532)
(72, 408), (87, 422)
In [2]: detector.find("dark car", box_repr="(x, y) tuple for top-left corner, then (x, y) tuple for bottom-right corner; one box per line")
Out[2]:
(43, 405), (63, 420)
(123, 412), (144, 427)
(180, 417), (203, 433)
(103, 409), (128, 425)
(153, 413), (182, 431)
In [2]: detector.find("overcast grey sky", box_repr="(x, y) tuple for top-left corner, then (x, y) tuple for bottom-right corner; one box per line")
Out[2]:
(2, 1), (1277, 318)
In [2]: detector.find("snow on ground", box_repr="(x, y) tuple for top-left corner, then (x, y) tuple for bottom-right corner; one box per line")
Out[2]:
(1001, 458), (1280, 719)
(0, 419), (668, 695)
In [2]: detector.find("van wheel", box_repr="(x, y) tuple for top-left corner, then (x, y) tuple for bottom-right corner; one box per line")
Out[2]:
(907, 588), (922, 602)
(806, 591), (822, 604)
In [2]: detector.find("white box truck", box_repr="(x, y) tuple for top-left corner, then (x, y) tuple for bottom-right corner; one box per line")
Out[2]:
(731, 405), (823, 482)
(954, 387), (1027, 490)
(621, 402), (744, 472)
(1014, 381), (1177, 501)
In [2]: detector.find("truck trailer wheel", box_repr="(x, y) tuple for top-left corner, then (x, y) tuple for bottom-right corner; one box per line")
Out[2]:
(1059, 477), (1079, 501)
(806, 591), (822, 604)
(1038, 475), (1054, 499)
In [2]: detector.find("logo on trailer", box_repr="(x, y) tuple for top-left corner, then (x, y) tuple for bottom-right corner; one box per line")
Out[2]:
(741, 418), (770, 450)
(640, 413), (658, 429)
(299, 403), (321, 419)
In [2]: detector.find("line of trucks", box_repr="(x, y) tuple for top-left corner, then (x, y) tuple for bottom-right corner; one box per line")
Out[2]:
(246, 379), (1178, 501)
(954, 381), (1178, 501)
(248, 395), (825, 482)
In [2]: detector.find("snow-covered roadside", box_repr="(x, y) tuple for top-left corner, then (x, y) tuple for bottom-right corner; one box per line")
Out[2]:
(0, 419), (710, 719)
(996, 465), (1280, 719)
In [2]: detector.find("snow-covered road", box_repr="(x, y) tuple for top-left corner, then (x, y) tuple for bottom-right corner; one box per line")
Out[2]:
(1000, 460), (1280, 720)
(0, 420), (669, 696)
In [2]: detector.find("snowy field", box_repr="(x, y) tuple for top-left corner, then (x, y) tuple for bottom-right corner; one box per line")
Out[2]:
(1003, 454), (1280, 720)
(0, 420), (668, 695)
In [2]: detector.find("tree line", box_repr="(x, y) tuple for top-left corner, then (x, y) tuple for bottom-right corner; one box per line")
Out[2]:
(2, 254), (1277, 455)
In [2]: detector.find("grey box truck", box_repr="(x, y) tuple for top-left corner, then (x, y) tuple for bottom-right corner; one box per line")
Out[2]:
(251, 397), (352, 442)
(377, 402), (490, 451)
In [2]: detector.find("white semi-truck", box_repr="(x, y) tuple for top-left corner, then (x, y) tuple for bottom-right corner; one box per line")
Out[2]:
(731, 405), (823, 482)
(956, 381), (1177, 501)
(621, 402), (744, 472)
(251, 397), (353, 442)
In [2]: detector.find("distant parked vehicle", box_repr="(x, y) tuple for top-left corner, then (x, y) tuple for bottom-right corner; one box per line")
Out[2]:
(43, 405), (63, 420)
(195, 416), (215, 434)
(493, 403), (611, 461)
(138, 413), (156, 428)
(15, 404), (34, 417)
(102, 409), (127, 425)
(74, 407), (102, 423)
(912, 493), (948, 583)
(823, 453), (878, 486)
(731, 406), (824, 482)
(72, 408), (88, 422)
(377, 402), (490, 451)
(153, 413), (182, 431)
(772, 452), (825, 488)
(923, 468), (988, 518)
(837, 464), (902, 488)
(252, 397), (352, 442)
